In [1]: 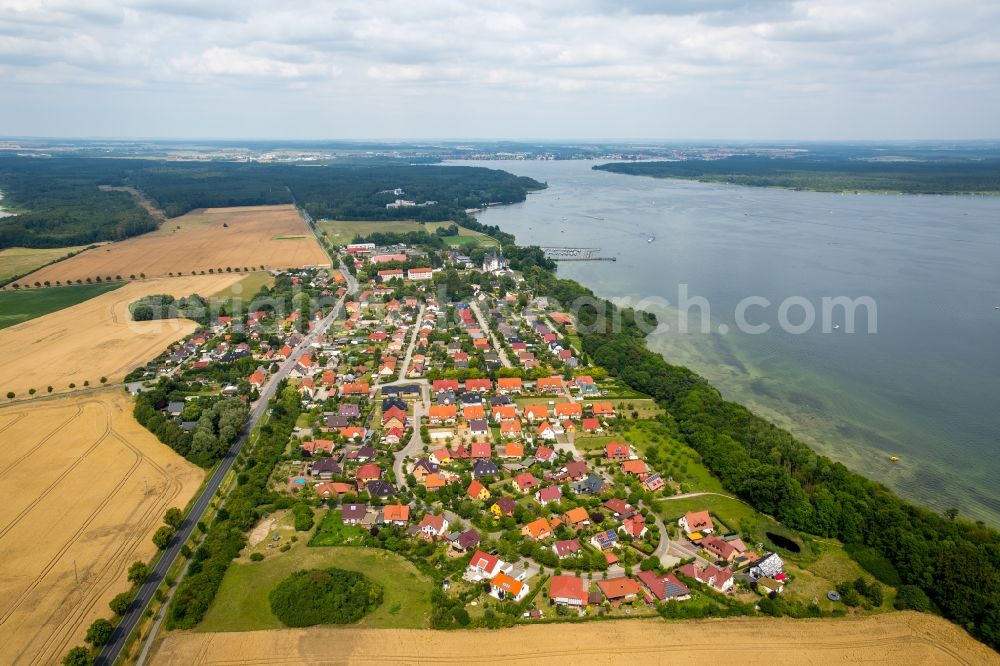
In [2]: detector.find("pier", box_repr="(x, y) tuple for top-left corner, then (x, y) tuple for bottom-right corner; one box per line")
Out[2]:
(540, 246), (616, 262)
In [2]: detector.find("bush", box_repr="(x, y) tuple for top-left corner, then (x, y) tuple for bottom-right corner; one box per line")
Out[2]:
(84, 618), (113, 647)
(292, 503), (315, 531)
(164, 507), (184, 529)
(895, 585), (931, 612)
(127, 560), (149, 586)
(250, 552), (265, 562)
(62, 646), (93, 666)
(153, 525), (176, 550)
(269, 568), (382, 627)
(109, 591), (132, 616)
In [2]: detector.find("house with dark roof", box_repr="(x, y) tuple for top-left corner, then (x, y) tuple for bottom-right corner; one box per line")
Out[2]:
(473, 459), (500, 479)
(341, 503), (369, 525)
(310, 458), (342, 478)
(573, 474), (605, 495)
(637, 571), (691, 602)
(366, 479), (396, 499)
(590, 529), (619, 550)
(448, 528), (481, 553)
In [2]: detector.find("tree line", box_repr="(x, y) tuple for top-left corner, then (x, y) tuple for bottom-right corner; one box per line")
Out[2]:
(0, 154), (545, 249)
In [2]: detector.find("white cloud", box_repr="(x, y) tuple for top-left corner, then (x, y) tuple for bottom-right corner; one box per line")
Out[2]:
(0, 0), (997, 138)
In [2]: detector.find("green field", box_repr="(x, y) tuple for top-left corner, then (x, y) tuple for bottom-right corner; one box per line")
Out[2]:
(0, 245), (90, 283)
(210, 271), (275, 302)
(318, 220), (498, 247)
(0, 283), (121, 329)
(197, 540), (433, 632)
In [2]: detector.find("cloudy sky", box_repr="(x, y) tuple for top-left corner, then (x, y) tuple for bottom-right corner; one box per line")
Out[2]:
(1, 0), (998, 140)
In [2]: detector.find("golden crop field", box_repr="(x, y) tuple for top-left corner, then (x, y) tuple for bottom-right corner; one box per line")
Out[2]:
(150, 613), (996, 666)
(18, 205), (329, 286)
(0, 391), (203, 666)
(0, 274), (241, 398)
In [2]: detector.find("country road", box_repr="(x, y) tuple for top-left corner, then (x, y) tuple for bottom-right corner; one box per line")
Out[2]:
(97, 263), (356, 666)
(469, 300), (511, 368)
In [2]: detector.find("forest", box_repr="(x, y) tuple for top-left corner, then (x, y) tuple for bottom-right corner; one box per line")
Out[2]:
(0, 155), (158, 248)
(594, 153), (1000, 193)
(0, 154), (545, 248)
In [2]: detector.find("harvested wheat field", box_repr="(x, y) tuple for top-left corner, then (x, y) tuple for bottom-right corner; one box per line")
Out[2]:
(19, 204), (329, 285)
(0, 274), (241, 397)
(152, 613), (997, 666)
(0, 390), (203, 666)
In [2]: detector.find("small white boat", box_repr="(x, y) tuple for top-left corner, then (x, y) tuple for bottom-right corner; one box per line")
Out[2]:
(647, 238), (653, 243)
(833, 324), (840, 330)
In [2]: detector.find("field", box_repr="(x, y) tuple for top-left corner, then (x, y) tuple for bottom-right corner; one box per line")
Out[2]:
(150, 612), (996, 665)
(197, 524), (432, 632)
(0, 390), (203, 666)
(0, 274), (241, 398)
(0, 283), (120, 329)
(318, 219), (498, 247)
(0, 245), (91, 283)
(209, 271), (275, 304)
(17, 205), (329, 286)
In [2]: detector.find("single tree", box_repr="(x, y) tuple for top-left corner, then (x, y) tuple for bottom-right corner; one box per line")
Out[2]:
(6, 391), (14, 400)
(152, 525), (175, 550)
(47, 386), (53, 393)
(84, 618), (113, 647)
(127, 560), (149, 586)
(163, 507), (184, 529)
(109, 591), (132, 616)
(100, 377), (107, 384)
(61, 646), (92, 666)
(28, 388), (36, 396)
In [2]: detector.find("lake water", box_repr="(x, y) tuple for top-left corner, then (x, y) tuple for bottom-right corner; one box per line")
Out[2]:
(453, 160), (1000, 525)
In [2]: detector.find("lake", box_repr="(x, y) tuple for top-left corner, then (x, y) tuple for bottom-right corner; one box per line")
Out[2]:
(453, 159), (1000, 525)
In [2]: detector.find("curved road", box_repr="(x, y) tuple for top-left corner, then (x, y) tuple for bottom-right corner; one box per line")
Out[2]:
(97, 266), (356, 666)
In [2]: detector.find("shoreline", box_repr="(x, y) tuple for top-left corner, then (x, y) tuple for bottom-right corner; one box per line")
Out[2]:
(591, 164), (1000, 196)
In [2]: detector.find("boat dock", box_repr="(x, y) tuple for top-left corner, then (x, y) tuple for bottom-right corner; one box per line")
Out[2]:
(540, 246), (616, 262)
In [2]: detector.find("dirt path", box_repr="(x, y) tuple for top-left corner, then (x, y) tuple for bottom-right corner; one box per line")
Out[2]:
(151, 612), (997, 665)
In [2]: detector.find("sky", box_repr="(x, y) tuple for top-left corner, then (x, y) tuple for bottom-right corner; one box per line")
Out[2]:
(1, 0), (998, 140)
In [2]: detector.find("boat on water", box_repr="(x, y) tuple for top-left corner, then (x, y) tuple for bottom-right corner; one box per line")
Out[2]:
(889, 456), (900, 462)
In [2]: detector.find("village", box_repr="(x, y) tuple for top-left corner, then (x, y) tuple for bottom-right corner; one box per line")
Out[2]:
(124, 236), (816, 626)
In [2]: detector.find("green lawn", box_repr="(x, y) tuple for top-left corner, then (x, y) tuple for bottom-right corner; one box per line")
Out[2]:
(0, 283), (121, 329)
(309, 510), (370, 546)
(197, 541), (433, 632)
(210, 271), (274, 302)
(318, 220), (497, 247)
(657, 494), (764, 535)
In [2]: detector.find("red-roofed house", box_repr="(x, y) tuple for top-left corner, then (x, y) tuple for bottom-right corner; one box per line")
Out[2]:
(549, 575), (587, 606)
(605, 441), (632, 461)
(596, 577), (642, 603)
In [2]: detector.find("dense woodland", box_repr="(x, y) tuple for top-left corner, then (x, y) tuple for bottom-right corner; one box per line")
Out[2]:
(0, 155), (158, 247)
(0, 154), (545, 248)
(521, 265), (1000, 650)
(595, 155), (1000, 193)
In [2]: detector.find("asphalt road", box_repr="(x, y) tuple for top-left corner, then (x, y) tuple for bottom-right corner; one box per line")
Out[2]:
(97, 273), (354, 666)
